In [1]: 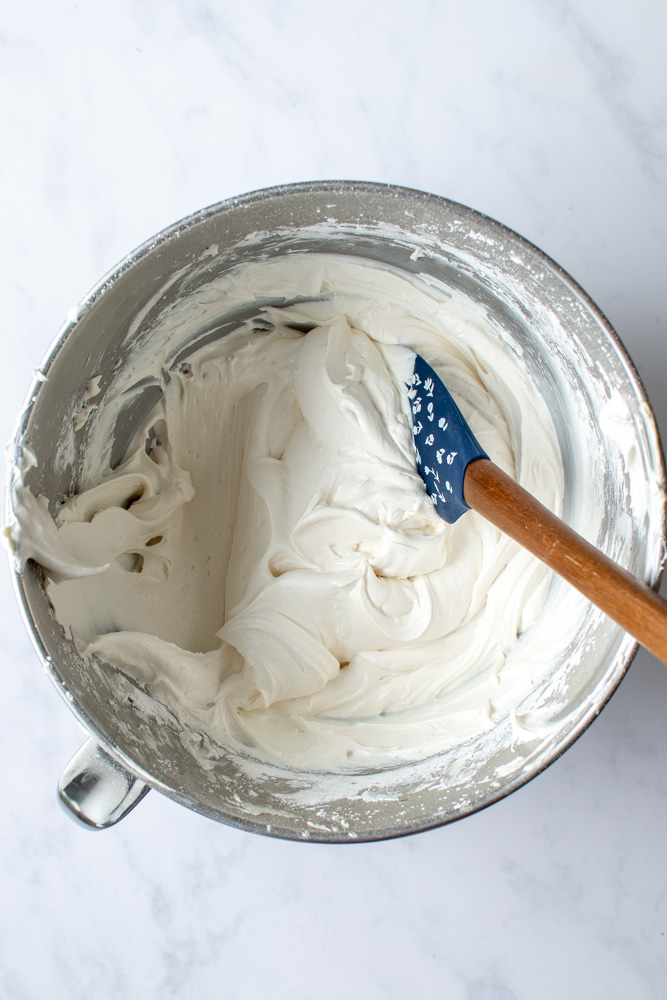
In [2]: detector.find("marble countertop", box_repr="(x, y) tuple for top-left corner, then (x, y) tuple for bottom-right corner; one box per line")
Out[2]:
(2, 2), (666, 997)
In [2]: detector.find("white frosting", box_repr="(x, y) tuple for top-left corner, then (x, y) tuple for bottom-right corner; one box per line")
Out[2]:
(8, 255), (565, 772)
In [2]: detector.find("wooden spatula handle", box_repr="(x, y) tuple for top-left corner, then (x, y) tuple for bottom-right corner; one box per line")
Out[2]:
(463, 458), (667, 666)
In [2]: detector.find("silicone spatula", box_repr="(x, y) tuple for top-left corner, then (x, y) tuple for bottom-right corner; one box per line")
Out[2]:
(406, 352), (667, 666)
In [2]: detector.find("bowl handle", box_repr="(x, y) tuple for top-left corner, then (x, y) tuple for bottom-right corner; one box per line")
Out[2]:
(58, 738), (149, 829)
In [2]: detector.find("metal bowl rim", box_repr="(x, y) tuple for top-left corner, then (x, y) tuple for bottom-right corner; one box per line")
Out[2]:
(8, 180), (667, 842)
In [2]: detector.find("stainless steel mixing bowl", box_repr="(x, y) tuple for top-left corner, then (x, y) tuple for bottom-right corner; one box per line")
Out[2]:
(8, 181), (666, 840)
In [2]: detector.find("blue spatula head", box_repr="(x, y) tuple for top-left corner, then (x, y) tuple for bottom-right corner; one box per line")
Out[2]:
(406, 353), (489, 524)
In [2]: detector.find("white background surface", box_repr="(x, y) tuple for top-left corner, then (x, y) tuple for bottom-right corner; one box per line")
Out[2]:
(2, 2), (666, 998)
